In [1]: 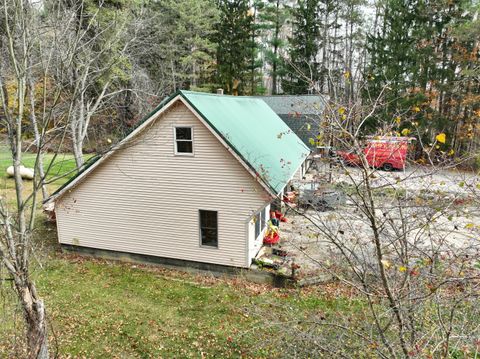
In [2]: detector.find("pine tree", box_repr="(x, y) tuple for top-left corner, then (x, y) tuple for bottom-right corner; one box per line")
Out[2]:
(365, 0), (435, 132)
(247, 0), (265, 95)
(258, 0), (289, 94)
(365, 0), (477, 156)
(282, 0), (321, 95)
(214, 0), (256, 95)
(137, 0), (219, 95)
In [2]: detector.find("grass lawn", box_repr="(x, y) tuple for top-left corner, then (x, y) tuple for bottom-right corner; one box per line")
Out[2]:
(0, 145), (91, 190)
(1, 254), (363, 358)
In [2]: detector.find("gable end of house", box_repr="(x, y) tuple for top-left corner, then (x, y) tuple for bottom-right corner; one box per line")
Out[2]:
(46, 93), (278, 206)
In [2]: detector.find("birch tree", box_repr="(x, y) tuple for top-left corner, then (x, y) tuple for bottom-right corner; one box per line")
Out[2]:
(56, 0), (134, 168)
(0, 0), (90, 355)
(0, 1), (54, 357)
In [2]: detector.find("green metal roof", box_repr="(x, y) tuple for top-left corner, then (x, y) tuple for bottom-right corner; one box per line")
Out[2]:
(180, 90), (310, 194)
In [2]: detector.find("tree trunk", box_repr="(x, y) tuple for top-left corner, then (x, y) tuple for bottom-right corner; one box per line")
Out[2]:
(15, 280), (49, 359)
(71, 102), (85, 169)
(170, 58), (177, 92)
(250, 5), (257, 95)
(72, 138), (84, 168)
(28, 79), (48, 201)
(320, 3), (329, 94)
(271, 0), (280, 95)
(1, 2), (51, 357)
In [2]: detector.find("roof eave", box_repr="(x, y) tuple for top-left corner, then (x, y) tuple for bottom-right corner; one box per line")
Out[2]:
(275, 151), (311, 196)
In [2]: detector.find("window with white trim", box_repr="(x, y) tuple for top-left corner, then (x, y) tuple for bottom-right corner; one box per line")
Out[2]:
(199, 210), (218, 247)
(254, 212), (261, 239)
(254, 207), (268, 239)
(175, 127), (193, 154)
(261, 207), (266, 228)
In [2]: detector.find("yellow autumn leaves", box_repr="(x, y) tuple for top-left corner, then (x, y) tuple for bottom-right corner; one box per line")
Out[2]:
(399, 128), (445, 143)
(398, 122), (446, 145)
(338, 107), (347, 121)
(435, 133), (446, 144)
(309, 134), (323, 146)
(381, 259), (408, 273)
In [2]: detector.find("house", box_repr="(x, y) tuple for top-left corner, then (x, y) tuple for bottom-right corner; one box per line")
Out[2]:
(46, 91), (310, 269)
(258, 95), (327, 149)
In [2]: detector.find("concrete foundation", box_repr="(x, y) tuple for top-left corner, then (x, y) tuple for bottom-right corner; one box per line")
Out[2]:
(61, 244), (294, 287)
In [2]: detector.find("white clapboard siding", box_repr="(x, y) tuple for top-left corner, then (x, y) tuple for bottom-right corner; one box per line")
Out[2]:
(55, 101), (271, 267)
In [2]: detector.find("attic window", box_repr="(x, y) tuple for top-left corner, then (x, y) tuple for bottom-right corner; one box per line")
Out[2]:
(175, 127), (193, 154)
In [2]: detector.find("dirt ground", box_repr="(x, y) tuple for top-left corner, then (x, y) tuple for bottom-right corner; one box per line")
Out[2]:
(333, 163), (480, 195)
(257, 162), (480, 280)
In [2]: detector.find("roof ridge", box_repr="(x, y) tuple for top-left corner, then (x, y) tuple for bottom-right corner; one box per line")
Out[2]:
(180, 90), (275, 101)
(180, 90), (327, 101)
(179, 90), (241, 98)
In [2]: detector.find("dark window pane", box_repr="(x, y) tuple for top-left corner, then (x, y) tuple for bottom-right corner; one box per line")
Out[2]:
(201, 229), (218, 246)
(201, 211), (216, 227)
(177, 141), (193, 153)
(176, 127), (192, 140)
(200, 210), (218, 247)
(200, 210), (217, 227)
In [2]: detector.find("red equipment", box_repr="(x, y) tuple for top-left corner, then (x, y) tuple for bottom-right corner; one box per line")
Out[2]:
(263, 232), (280, 245)
(336, 137), (414, 171)
(272, 210), (287, 222)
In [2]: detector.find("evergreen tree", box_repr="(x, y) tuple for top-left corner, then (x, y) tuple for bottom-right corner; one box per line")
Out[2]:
(214, 0), (256, 95)
(366, 0), (420, 116)
(445, 1), (480, 154)
(365, 0), (476, 153)
(247, 0), (266, 95)
(282, 0), (321, 95)
(136, 0), (219, 95)
(258, 0), (289, 94)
